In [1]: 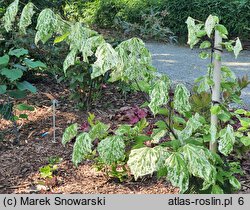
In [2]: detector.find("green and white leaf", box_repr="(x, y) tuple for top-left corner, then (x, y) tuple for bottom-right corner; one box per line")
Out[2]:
(2, 0), (19, 32)
(148, 76), (170, 115)
(91, 43), (119, 79)
(19, 2), (35, 34)
(97, 136), (125, 165)
(176, 113), (203, 141)
(182, 144), (216, 186)
(72, 132), (92, 166)
(215, 24), (228, 39)
(218, 125), (235, 156)
(67, 22), (97, 50)
(233, 38), (242, 59)
(80, 35), (105, 63)
(0, 68), (23, 82)
(63, 49), (77, 73)
(240, 136), (250, 146)
(211, 185), (224, 194)
(205, 15), (219, 38)
(35, 9), (57, 44)
(229, 176), (241, 190)
(165, 153), (189, 193)
(174, 83), (191, 114)
(62, 123), (78, 145)
(186, 17), (202, 48)
(89, 122), (109, 140)
(128, 146), (169, 180)
(200, 41), (211, 49)
(110, 38), (154, 82)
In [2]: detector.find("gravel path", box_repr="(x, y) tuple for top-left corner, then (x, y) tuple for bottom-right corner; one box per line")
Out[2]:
(147, 42), (250, 108)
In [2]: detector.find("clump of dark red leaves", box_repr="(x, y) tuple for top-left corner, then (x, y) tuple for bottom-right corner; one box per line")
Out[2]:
(115, 105), (148, 125)
(80, 121), (90, 132)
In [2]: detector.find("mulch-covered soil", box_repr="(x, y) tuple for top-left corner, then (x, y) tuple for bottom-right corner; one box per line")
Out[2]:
(0, 76), (249, 194)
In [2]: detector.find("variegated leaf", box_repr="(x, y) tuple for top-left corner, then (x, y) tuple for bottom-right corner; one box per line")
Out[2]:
(176, 113), (203, 141)
(127, 146), (170, 180)
(165, 153), (189, 193)
(3, 0), (19, 32)
(72, 132), (92, 166)
(148, 76), (170, 115)
(62, 123), (78, 145)
(205, 15), (219, 38)
(89, 122), (110, 140)
(68, 22), (97, 50)
(182, 144), (217, 186)
(97, 136), (125, 165)
(91, 43), (119, 79)
(174, 83), (191, 115)
(80, 35), (105, 63)
(110, 38), (155, 82)
(19, 2), (35, 34)
(63, 49), (77, 73)
(35, 9), (57, 44)
(233, 37), (242, 59)
(218, 125), (235, 156)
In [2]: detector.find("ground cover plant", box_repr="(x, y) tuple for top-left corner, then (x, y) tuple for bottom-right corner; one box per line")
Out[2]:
(0, 0), (249, 194)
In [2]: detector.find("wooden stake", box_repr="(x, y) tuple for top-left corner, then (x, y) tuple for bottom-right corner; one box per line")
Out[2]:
(210, 30), (222, 152)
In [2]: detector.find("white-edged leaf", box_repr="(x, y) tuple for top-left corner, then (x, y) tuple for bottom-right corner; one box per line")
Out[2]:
(165, 153), (189, 193)
(72, 132), (92, 166)
(205, 15), (219, 38)
(148, 76), (170, 115)
(2, 0), (19, 32)
(91, 43), (119, 79)
(19, 2), (35, 34)
(218, 125), (235, 156)
(182, 144), (217, 185)
(97, 136), (125, 165)
(234, 38), (242, 59)
(174, 83), (191, 114)
(62, 123), (78, 145)
(127, 146), (169, 180)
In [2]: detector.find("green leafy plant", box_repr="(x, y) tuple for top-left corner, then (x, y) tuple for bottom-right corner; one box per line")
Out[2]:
(39, 156), (62, 179)
(0, 47), (46, 144)
(61, 14), (248, 194)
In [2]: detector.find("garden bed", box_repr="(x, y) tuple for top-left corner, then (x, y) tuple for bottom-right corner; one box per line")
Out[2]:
(0, 76), (249, 194)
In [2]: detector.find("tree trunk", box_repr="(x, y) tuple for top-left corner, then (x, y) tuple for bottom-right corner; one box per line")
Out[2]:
(210, 30), (222, 152)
